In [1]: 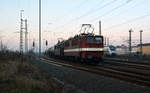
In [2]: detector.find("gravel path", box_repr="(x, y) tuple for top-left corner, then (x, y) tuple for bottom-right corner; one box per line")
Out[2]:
(31, 58), (150, 93)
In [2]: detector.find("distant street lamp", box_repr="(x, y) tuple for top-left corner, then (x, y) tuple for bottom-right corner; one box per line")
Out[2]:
(140, 30), (143, 55)
(129, 29), (133, 54)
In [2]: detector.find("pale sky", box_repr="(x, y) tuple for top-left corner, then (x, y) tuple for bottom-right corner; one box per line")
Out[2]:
(0, 0), (150, 52)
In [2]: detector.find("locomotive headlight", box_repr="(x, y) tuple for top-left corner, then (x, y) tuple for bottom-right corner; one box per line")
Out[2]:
(99, 48), (103, 51)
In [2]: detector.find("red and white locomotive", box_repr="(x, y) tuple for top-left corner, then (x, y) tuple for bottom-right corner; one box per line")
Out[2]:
(48, 24), (104, 63)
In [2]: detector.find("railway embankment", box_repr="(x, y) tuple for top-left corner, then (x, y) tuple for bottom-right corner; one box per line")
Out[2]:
(31, 56), (150, 93)
(0, 51), (84, 93)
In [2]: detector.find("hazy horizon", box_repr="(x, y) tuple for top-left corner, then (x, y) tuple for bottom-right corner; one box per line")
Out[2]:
(0, 0), (150, 52)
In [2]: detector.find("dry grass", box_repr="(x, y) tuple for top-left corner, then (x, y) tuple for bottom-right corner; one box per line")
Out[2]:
(0, 51), (63, 93)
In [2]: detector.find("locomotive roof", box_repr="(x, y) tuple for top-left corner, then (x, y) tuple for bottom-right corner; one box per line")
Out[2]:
(55, 33), (103, 46)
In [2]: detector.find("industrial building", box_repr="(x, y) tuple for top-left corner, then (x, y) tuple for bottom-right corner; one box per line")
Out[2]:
(137, 43), (150, 55)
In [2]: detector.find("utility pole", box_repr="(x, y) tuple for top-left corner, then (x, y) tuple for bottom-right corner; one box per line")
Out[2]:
(140, 30), (143, 55)
(99, 21), (101, 36)
(25, 19), (28, 53)
(39, 0), (42, 57)
(129, 29), (133, 54)
(20, 10), (24, 53)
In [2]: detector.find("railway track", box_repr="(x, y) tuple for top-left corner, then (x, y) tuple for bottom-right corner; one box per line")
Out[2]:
(104, 57), (150, 65)
(103, 59), (150, 71)
(40, 56), (150, 87)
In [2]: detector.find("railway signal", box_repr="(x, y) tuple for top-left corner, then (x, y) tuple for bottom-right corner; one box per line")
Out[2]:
(32, 41), (35, 52)
(33, 41), (35, 48)
(46, 40), (48, 46)
(46, 40), (48, 50)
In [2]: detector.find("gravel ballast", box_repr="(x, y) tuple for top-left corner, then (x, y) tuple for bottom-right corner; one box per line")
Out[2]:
(32, 58), (150, 93)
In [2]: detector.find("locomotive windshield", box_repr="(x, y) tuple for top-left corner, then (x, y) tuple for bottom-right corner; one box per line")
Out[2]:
(95, 37), (102, 44)
(87, 36), (94, 43)
(87, 36), (102, 44)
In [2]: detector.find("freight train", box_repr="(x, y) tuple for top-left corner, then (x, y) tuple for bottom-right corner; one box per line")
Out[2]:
(47, 24), (104, 63)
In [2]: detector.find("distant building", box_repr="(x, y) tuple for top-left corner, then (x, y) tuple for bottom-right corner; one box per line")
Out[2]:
(132, 46), (138, 53)
(137, 43), (150, 55)
(116, 44), (138, 55)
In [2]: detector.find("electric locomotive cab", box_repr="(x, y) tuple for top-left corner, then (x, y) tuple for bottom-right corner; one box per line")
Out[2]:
(80, 34), (104, 62)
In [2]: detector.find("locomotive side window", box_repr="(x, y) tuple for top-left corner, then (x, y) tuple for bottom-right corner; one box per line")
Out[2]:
(72, 39), (78, 46)
(65, 41), (69, 47)
(95, 37), (102, 44)
(80, 37), (84, 44)
(87, 36), (94, 43)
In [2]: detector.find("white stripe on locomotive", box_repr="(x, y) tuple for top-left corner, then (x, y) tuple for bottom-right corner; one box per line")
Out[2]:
(64, 48), (104, 52)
